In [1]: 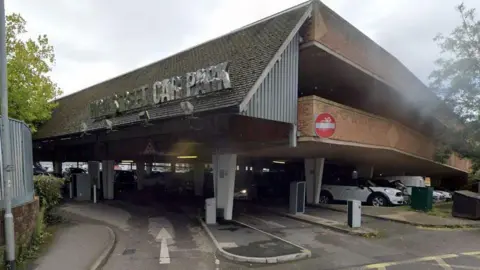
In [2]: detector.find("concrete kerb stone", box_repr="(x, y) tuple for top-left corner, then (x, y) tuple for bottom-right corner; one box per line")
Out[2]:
(89, 226), (116, 270)
(259, 207), (378, 237)
(312, 204), (480, 229)
(197, 216), (311, 264)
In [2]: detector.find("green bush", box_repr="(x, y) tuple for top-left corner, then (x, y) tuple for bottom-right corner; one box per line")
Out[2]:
(33, 175), (64, 211)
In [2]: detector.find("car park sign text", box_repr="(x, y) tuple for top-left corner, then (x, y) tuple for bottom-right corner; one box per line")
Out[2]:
(89, 62), (232, 119)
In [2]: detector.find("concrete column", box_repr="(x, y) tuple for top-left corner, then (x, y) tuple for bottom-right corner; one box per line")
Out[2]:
(53, 161), (62, 175)
(357, 165), (374, 178)
(88, 161), (100, 202)
(212, 155), (218, 197)
(305, 159), (315, 204)
(146, 163), (152, 175)
(102, 160), (115, 199)
(214, 153), (237, 220)
(313, 158), (325, 204)
(135, 160), (145, 190)
(193, 162), (205, 196)
(304, 158), (324, 204)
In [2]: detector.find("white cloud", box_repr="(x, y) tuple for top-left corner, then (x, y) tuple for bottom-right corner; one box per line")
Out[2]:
(5, 0), (480, 96)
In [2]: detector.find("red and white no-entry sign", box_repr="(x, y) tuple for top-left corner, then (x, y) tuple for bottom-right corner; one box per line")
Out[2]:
(315, 113), (336, 138)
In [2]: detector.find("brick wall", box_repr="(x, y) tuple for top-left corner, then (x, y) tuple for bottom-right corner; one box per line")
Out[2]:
(300, 2), (460, 128)
(298, 96), (471, 172)
(0, 197), (39, 246)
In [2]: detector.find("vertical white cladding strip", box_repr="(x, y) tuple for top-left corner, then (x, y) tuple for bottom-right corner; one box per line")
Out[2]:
(215, 154), (237, 220)
(193, 162), (205, 196)
(242, 33), (300, 123)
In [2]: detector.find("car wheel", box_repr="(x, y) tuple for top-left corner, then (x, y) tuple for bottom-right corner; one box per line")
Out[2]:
(319, 192), (332, 204)
(370, 194), (388, 207)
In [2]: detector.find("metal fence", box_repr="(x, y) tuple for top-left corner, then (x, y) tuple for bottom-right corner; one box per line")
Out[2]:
(0, 118), (34, 207)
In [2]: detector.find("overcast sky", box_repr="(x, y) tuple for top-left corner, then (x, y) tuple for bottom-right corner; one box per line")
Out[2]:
(5, 0), (480, 97)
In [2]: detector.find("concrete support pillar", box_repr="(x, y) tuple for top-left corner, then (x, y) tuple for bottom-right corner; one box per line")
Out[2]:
(193, 162), (205, 196)
(146, 163), (152, 175)
(135, 160), (145, 190)
(53, 161), (62, 175)
(235, 162), (247, 190)
(305, 158), (324, 204)
(88, 161), (100, 202)
(357, 165), (374, 178)
(102, 160), (115, 199)
(213, 153), (237, 220)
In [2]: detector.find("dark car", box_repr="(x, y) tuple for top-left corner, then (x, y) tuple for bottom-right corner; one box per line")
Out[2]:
(114, 170), (137, 197)
(63, 167), (86, 180)
(33, 163), (49, 176)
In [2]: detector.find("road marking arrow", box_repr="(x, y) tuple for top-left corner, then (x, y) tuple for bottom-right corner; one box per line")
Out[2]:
(157, 228), (172, 264)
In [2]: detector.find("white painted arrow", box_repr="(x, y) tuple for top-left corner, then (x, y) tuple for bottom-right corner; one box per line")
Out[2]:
(157, 228), (172, 264)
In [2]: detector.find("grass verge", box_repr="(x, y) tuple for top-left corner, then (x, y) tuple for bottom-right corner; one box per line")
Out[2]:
(400, 202), (453, 218)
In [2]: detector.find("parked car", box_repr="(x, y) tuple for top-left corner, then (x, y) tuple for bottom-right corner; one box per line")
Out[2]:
(434, 188), (452, 201)
(383, 176), (447, 203)
(234, 188), (249, 200)
(114, 170), (137, 196)
(371, 178), (410, 203)
(33, 163), (49, 176)
(320, 177), (405, 206)
(63, 167), (86, 180)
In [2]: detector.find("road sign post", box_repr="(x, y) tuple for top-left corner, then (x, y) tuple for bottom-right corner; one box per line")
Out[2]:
(0, 1), (16, 268)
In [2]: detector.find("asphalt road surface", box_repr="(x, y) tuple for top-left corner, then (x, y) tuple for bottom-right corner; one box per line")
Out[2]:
(83, 198), (480, 270)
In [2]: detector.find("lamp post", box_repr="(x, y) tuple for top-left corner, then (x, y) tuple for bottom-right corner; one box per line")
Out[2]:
(0, 1), (16, 269)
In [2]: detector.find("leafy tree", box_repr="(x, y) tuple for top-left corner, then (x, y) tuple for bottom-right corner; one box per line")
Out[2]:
(5, 13), (61, 132)
(429, 3), (480, 172)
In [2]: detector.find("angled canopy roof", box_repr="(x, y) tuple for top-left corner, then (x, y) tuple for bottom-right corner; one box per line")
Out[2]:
(35, 0), (462, 141)
(35, 2), (311, 139)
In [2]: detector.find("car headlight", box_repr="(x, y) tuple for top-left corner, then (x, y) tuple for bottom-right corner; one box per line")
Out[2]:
(384, 189), (395, 195)
(240, 189), (247, 194)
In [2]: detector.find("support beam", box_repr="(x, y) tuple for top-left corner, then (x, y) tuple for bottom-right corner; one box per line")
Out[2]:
(193, 162), (205, 197)
(313, 158), (325, 204)
(135, 160), (145, 190)
(53, 161), (62, 175)
(102, 160), (115, 199)
(305, 158), (324, 204)
(214, 153), (237, 220)
(146, 162), (152, 175)
(88, 161), (100, 202)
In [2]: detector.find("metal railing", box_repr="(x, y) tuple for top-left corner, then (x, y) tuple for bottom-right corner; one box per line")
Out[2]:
(0, 118), (34, 207)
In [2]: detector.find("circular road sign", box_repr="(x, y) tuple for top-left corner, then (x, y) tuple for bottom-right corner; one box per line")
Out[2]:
(315, 113), (336, 138)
